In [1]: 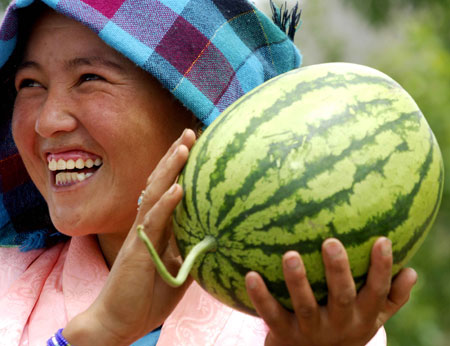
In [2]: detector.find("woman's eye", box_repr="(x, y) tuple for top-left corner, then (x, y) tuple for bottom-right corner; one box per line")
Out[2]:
(17, 79), (42, 90)
(80, 74), (104, 83)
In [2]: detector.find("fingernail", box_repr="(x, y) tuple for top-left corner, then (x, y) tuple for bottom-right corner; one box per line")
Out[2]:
(411, 268), (418, 284)
(324, 239), (342, 259)
(246, 274), (257, 290)
(285, 254), (300, 270)
(168, 184), (177, 194)
(381, 238), (392, 257)
(172, 146), (179, 157)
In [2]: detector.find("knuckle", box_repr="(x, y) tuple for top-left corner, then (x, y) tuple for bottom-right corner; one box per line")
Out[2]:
(377, 256), (393, 272)
(142, 213), (155, 230)
(373, 285), (390, 301)
(333, 287), (356, 307)
(366, 280), (391, 302)
(264, 313), (278, 326)
(146, 173), (154, 186)
(297, 304), (315, 319)
(391, 292), (411, 308)
(327, 257), (349, 274)
(288, 267), (308, 286)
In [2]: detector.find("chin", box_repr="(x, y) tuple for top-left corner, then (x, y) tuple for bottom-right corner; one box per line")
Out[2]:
(49, 209), (93, 237)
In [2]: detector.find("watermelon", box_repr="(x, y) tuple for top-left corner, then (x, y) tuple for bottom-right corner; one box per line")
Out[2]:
(138, 62), (444, 316)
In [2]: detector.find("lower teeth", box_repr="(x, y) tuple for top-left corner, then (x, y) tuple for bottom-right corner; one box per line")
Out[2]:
(55, 172), (94, 185)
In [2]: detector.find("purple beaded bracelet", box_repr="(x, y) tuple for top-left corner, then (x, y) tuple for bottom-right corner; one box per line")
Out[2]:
(47, 329), (72, 346)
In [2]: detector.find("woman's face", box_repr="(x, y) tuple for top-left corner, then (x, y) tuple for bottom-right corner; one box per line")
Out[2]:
(12, 10), (193, 236)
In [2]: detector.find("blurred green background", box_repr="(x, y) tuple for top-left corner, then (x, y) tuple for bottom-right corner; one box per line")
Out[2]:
(1, 0), (449, 344)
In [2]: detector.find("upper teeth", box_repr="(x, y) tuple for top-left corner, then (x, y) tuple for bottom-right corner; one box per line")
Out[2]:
(48, 158), (102, 171)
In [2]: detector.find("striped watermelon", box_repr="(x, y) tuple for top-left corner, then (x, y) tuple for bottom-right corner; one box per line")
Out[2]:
(140, 63), (444, 316)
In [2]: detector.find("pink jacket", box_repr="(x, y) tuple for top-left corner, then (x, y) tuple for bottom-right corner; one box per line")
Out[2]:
(0, 236), (386, 345)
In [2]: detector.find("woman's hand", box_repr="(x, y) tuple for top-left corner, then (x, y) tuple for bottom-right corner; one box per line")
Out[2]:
(245, 237), (418, 346)
(63, 129), (197, 346)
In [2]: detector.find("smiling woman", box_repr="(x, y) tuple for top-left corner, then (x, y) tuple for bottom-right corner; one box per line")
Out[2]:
(0, 1), (414, 346)
(12, 9), (194, 247)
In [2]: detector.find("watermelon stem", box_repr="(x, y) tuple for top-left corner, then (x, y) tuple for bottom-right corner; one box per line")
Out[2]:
(137, 225), (217, 287)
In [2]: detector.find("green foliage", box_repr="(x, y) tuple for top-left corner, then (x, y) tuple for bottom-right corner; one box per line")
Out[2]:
(343, 0), (449, 26)
(344, 2), (450, 345)
(0, 0), (9, 10)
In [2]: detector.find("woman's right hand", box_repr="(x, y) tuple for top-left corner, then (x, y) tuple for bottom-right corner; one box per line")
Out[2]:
(63, 129), (197, 346)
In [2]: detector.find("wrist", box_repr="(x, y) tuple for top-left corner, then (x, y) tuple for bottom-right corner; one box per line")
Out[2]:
(62, 310), (135, 346)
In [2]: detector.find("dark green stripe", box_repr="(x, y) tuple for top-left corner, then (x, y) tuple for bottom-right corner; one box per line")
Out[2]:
(247, 141), (406, 237)
(214, 132), (306, 229)
(173, 197), (201, 243)
(182, 133), (212, 236)
(222, 68), (398, 124)
(263, 271), (368, 307)
(214, 98), (391, 229)
(172, 233), (195, 259)
(192, 69), (399, 232)
(346, 72), (399, 90)
(392, 150), (444, 264)
(196, 252), (256, 313)
(236, 124), (435, 257)
(218, 110), (421, 241)
(205, 115), (271, 212)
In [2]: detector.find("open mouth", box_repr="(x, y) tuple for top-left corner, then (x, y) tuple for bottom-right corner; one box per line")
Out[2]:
(48, 155), (103, 186)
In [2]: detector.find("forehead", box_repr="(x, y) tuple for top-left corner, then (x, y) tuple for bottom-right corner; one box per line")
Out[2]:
(23, 9), (129, 67)
(18, 9), (141, 75)
(29, 9), (96, 44)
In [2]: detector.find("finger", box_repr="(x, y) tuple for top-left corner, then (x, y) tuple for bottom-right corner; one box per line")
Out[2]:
(138, 129), (195, 216)
(245, 271), (296, 338)
(147, 128), (196, 187)
(378, 267), (417, 324)
(282, 251), (320, 332)
(152, 250), (194, 322)
(140, 145), (188, 208)
(136, 183), (183, 255)
(322, 238), (357, 324)
(150, 128), (196, 175)
(357, 237), (393, 324)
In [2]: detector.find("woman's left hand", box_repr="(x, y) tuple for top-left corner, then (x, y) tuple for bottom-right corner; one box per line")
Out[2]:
(245, 237), (417, 346)
(63, 129), (197, 346)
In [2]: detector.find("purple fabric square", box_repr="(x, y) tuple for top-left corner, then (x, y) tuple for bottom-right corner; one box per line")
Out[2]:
(81, 0), (125, 19)
(155, 15), (209, 74)
(57, 0), (110, 33)
(0, 8), (18, 40)
(186, 41), (236, 104)
(112, 0), (177, 49)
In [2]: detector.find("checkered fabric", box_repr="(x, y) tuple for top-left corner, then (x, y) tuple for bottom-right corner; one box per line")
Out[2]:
(0, 0), (301, 250)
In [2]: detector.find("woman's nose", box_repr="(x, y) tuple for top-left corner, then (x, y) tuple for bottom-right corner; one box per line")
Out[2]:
(35, 88), (78, 138)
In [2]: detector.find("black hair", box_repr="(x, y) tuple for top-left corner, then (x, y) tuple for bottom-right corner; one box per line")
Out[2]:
(0, 2), (49, 125)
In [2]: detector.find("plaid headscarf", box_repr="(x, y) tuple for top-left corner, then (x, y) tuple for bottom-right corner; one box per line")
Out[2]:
(0, 0), (301, 250)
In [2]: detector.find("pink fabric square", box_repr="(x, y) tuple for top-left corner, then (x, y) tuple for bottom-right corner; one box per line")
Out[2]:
(81, 0), (125, 18)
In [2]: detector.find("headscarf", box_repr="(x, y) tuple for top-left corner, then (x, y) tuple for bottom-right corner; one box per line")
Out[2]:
(0, 0), (301, 250)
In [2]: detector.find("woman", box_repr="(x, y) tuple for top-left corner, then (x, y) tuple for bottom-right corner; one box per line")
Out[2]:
(0, 0), (417, 345)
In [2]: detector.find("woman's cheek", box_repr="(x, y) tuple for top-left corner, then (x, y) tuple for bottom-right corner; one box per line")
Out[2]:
(12, 101), (34, 153)
(12, 98), (47, 192)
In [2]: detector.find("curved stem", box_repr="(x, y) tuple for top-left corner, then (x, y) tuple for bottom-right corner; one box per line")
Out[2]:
(137, 225), (217, 287)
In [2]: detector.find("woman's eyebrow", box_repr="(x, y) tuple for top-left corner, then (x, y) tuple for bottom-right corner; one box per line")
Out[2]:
(15, 56), (126, 74)
(65, 56), (126, 72)
(16, 60), (40, 73)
